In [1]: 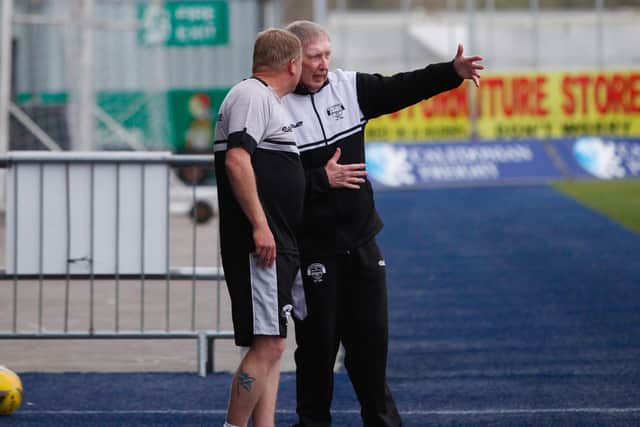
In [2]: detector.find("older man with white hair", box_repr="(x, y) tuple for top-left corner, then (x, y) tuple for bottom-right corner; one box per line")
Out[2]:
(283, 20), (483, 427)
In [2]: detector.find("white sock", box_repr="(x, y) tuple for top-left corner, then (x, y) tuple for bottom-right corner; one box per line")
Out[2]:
(224, 422), (239, 427)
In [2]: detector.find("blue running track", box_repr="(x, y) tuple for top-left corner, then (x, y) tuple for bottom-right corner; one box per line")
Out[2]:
(3, 185), (640, 426)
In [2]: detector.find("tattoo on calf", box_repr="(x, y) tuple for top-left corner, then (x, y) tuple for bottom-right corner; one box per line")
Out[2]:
(237, 371), (256, 395)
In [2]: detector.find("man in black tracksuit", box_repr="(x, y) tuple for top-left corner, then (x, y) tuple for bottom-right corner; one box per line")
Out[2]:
(283, 21), (484, 427)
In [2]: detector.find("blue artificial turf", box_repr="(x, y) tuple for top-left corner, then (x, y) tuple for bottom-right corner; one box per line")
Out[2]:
(3, 185), (640, 426)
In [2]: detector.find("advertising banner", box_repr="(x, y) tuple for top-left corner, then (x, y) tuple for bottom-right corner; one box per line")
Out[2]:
(365, 70), (640, 142)
(365, 140), (562, 189)
(364, 86), (471, 141)
(478, 71), (640, 140)
(168, 89), (228, 153)
(551, 137), (640, 179)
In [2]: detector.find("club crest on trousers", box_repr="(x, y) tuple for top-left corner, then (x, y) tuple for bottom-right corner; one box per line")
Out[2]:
(306, 263), (327, 283)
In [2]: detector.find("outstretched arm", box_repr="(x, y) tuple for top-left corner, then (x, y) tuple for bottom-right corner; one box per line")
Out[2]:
(357, 44), (484, 119)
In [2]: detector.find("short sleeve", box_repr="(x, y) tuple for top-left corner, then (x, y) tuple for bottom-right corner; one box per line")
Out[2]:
(226, 90), (270, 154)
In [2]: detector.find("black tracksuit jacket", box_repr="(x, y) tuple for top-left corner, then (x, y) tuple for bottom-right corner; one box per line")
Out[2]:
(282, 61), (463, 257)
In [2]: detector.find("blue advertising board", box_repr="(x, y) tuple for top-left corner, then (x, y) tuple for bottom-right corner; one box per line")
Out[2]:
(551, 137), (640, 179)
(365, 140), (562, 189)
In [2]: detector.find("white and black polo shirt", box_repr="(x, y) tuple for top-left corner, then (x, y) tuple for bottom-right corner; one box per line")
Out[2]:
(214, 77), (305, 255)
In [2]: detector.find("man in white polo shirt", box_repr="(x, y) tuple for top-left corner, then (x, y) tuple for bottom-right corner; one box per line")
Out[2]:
(214, 28), (303, 427)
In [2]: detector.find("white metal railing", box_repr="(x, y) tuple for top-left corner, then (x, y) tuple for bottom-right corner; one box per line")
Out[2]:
(0, 151), (230, 376)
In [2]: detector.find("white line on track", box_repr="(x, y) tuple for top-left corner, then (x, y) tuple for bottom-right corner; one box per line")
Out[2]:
(19, 407), (640, 416)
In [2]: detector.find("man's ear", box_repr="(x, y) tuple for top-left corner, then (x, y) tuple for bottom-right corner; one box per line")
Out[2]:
(288, 58), (298, 75)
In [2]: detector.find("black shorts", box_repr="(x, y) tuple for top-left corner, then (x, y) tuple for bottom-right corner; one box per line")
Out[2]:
(222, 250), (300, 346)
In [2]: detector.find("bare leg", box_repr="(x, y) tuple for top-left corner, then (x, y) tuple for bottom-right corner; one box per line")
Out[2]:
(252, 357), (281, 427)
(225, 336), (286, 427)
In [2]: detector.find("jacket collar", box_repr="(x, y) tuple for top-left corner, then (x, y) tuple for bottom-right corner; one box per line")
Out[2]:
(293, 77), (330, 95)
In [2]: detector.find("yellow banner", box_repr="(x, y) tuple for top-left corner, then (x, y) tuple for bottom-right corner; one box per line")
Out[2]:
(365, 69), (640, 141)
(365, 85), (471, 142)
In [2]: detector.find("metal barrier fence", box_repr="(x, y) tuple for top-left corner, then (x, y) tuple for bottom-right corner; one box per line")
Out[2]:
(0, 152), (231, 377)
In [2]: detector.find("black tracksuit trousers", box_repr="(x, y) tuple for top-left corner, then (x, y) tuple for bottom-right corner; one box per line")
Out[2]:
(293, 238), (402, 427)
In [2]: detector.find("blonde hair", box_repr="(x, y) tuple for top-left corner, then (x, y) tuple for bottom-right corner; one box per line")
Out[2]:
(285, 20), (329, 46)
(252, 28), (302, 73)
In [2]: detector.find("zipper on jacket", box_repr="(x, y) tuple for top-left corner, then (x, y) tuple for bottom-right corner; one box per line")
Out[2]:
(310, 94), (328, 145)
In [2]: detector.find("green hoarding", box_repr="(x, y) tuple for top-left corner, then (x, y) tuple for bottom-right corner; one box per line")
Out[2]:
(18, 88), (231, 152)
